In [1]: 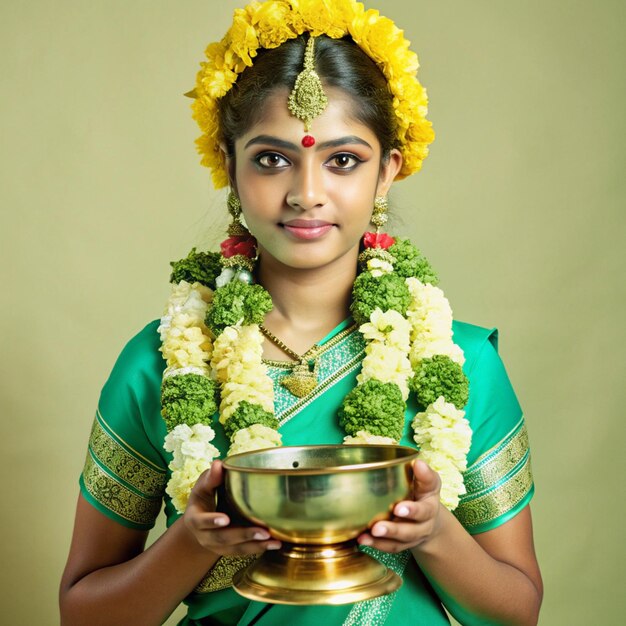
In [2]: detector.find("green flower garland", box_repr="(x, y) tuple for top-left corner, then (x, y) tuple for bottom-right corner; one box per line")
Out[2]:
(159, 237), (472, 513)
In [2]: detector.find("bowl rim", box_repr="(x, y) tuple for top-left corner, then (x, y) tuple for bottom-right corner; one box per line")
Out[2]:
(222, 444), (420, 475)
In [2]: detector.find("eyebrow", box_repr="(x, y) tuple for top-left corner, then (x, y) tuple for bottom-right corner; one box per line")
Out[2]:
(244, 134), (373, 151)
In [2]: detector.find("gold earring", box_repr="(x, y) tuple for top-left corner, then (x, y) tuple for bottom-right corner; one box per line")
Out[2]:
(218, 191), (256, 277)
(226, 191), (249, 236)
(372, 196), (389, 233)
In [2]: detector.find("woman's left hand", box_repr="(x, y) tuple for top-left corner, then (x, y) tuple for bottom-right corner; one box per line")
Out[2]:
(357, 459), (443, 553)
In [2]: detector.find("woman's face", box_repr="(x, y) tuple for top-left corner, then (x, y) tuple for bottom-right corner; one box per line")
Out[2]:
(229, 88), (402, 273)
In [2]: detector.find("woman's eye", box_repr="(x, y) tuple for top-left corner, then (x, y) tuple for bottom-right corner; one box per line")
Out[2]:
(328, 154), (361, 170)
(256, 153), (290, 168)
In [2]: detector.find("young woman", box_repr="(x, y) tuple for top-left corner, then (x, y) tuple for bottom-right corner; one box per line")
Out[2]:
(60, 2), (542, 624)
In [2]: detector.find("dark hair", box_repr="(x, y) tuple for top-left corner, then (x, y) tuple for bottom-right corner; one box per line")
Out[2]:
(218, 35), (398, 158)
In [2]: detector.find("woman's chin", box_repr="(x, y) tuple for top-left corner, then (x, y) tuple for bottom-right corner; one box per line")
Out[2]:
(259, 245), (359, 274)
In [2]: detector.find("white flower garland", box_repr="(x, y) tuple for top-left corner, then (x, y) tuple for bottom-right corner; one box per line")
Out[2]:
(159, 252), (472, 515)
(158, 280), (220, 510)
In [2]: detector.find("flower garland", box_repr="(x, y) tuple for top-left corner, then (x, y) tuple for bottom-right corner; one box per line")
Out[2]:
(159, 237), (472, 513)
(190, 0), (435, 188)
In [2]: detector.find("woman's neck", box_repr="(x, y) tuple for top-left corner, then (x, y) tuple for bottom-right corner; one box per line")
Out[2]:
(257, 250), (357, 355)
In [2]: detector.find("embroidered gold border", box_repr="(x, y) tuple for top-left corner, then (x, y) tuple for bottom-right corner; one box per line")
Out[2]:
(82, 452), (162, 526)
(343, 549), (410, 625)
(194, 554), (258, 594)
(463, 419), (529, 495)
(454, 454), (533, 530)
(455, 420), (533, 529)
(89, 415), (167, 497)
(97, 409), (166, 471)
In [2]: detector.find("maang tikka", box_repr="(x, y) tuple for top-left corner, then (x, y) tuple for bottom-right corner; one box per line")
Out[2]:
(288, 36), (328, 147)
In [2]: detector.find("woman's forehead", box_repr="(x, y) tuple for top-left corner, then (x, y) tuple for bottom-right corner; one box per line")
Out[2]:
(236, 87), (380, 150)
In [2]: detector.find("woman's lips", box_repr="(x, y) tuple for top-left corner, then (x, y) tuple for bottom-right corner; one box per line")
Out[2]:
(282, 220), (334, 240)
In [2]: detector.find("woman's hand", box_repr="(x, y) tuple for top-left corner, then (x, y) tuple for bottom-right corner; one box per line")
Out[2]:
(358, 459), (443, 553)
(184, 460), (282, 556)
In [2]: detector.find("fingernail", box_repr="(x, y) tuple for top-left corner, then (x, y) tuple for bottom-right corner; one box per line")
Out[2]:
(213, 517), (228, 527)
(359, 536), (373, 546)
(371, 524), (387, 537)
(396, 505), (410, 517)
(266, 541), (281, 550)
(253, 531), (270, 541)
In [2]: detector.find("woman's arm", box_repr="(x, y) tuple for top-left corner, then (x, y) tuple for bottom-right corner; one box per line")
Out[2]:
(60, 495), (216, 626)
(359, 460), (543, 626)
(60, 462), (279, 626)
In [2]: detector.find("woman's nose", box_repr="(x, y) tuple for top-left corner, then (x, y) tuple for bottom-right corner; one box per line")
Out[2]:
(286, 162), (328, 211)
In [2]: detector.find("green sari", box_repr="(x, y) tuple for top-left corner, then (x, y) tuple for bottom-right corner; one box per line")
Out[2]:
(80, 318), (533, 625)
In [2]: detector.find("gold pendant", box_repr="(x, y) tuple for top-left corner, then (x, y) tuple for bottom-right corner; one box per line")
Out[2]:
(281, 362), (318, 398)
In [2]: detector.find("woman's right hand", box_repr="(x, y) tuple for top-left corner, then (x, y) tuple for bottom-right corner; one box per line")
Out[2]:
(184, 460), (282, 556)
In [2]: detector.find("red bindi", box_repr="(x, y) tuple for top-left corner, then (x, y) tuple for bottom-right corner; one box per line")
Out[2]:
(301, 135), (316, 148)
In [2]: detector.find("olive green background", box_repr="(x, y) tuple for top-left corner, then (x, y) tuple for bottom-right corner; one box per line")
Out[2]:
(1, 1), (624, 624)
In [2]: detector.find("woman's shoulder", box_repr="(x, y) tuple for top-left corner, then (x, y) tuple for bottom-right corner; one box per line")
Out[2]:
(97, 320), (166, 453)
(102, 320), (164, 388)
(114, 319), (162, 366)
(452, 320), (499, 374)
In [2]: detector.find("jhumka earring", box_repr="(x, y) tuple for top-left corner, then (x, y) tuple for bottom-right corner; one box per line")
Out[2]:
(372, 196), (389, 234)
(226, 191), (247, 237)
(216, 191), (257, 287)
(358, 196), (394, 269)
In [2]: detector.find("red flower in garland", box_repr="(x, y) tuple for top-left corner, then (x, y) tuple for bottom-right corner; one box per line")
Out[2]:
(220, 235), (257, 258)
(363, 232), (395, 249)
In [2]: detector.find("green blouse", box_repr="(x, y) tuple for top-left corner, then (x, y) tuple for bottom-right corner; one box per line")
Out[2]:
(79, 319), (533, 625)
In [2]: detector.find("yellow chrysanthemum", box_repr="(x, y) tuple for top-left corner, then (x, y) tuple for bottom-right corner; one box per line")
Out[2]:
(251, 1), (303, 48)
(191, 0), (434, 188)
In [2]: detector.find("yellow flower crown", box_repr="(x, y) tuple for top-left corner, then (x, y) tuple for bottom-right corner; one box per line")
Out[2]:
(191, 0), (435, 189)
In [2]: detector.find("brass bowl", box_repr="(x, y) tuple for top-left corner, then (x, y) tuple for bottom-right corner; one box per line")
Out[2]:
(223, 444), (418, 605)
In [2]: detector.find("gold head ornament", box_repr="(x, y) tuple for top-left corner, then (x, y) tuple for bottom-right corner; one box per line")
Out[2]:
(189, 0), (435, 188)
(287, 37), (328, 133)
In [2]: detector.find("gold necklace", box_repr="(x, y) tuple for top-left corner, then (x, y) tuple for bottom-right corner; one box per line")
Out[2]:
(259, 325), (320, 398)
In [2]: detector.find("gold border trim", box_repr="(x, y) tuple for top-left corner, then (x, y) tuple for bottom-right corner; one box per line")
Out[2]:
(89, 415), (167, 497)
(343, 549), (410, 625)
(462, 419), (529, 496)
(455, 453), (533, 530)
(97, 409), (166, 472)
(194, 554), (258, 594)
(82, 452), (162, 526)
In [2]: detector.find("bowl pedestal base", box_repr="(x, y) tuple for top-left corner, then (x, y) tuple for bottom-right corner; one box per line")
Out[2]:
(232, 540), (402, 605)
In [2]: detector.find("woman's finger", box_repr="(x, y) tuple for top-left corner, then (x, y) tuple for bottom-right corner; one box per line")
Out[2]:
(412, 459), (441, 500)
(357, 528), (427, 554)
(392, 500), (438, 524)
(194, 526), (282, 555)
(368, 519), (433, 545)
(186, 511), (231, 531)
(190, 461), (224, 508)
